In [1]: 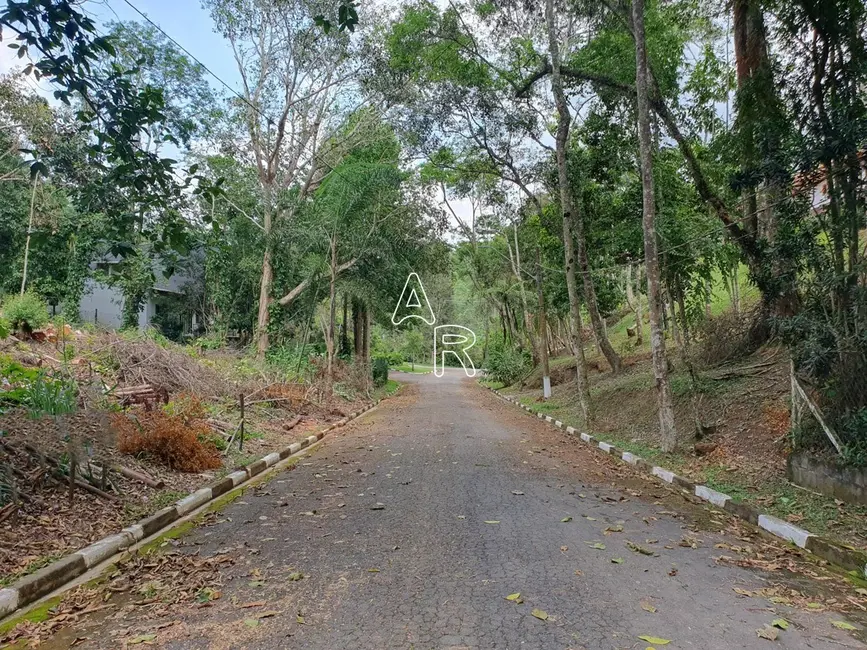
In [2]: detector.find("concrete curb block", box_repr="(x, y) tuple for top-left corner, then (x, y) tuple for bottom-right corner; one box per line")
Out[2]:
(758, 514), (812, 549)
(0, 389), (400, 622)
(486, 385), (867, 578)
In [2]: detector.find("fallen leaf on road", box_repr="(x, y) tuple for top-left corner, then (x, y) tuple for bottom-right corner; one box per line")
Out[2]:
(505, 593), (522, 602)
(611, 558), (624, 564)
(584, 516), (597, 521)
(578, 493), (586, 498)
(511, 490), (525, 495)
(641, 601), (657, 613)
(485, 520), (500, 524)
(638, 635), (670, 645)
(287, 572), (304, 582)
(756, 626), (778, 640)
(296, 615), (305, 624)
(561, 516), (573, 523)
(368, 568), (380, 573)
(604, 525), (623, 535)
(560, 546), (568, 552)
(772, 618), (789, 630)
(585, 542), (606, 550)
(371, 503), (386, 510)
(574, 569), (584, 576)
(531, 609), (549, 621)
(244, 619), (260, 628)
(733, 588), (754, 597)
(128, 635), (157, 645)
(832, 621), (856, 631)
(626, 541), (657, 556)
(238, 601), (267, 609)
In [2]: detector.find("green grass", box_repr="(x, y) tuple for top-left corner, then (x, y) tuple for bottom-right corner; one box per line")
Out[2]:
(374, 379), (402, 399)
(391, 362), (433, 373)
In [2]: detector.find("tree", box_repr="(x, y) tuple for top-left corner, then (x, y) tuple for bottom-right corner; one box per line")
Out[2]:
(633, 0), (677, 451)
(402, 328), (426, 370)
(206, 0), (355, 357)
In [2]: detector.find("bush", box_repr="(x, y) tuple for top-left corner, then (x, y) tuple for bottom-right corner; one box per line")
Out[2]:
(485, 344), (529, 386)
(2, 293), (49, 335)
(0, 317), (9, 339)
(372, 357), (389, 387)
(113, 396), (221, 472)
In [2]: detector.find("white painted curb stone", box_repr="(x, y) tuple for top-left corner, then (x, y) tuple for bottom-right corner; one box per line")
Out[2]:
(175, 488), (213, 516)
(652, 467), (675, 483)
(695, 485), (731, 508)
(758, 514), (812, 548)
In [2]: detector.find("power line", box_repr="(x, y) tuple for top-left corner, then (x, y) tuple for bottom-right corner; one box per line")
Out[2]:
(117, 0), (277, 128)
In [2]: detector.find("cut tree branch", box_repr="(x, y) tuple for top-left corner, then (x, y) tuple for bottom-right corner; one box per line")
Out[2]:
(276, 258), (358, 307)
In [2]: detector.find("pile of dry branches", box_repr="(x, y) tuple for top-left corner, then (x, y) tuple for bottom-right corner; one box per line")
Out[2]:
(107, 336), (234, 398)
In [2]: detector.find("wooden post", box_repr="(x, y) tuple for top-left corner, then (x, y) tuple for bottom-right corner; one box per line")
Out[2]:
(239, 393), (245, 451)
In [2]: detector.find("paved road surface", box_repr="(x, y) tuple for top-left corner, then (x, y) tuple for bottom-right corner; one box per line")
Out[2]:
(36, 371), (865, 649)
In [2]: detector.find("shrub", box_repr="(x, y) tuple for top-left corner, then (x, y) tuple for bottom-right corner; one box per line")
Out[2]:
(112, 403), (221, 472)
(485, 344), (529, 386)
(2, 293), (49, 335)
(0, 317), (9, 339)
(372, 357), (389, 387)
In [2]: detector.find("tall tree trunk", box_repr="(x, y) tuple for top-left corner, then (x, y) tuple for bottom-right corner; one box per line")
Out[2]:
(634, 0), (677, 452)
(510, 222), (538, 362)
(340, 294), (349, 356)
(325, 234), (338, 399)
(625, 264), (644, 346)
(545, 0), (620, 380)
(353, 299), (363, 357)
(19, 173), (39, 296)
(362, 303), (370, 367)
(577, 208), (621, 373)
(563, 212), (592, 421)
(535, 248), (551, 400)
(255, 185), (274, 358)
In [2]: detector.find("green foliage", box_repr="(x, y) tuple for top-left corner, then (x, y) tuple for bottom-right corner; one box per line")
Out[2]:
(372, 357), (389, 387)
(25, 372), (78, 418)
(838, 409), (867, 468)
(2, 292), (48, 333)
(485, 343), (529, 387)
(0, 356), (40, 406)
(0, 317), (8, 339)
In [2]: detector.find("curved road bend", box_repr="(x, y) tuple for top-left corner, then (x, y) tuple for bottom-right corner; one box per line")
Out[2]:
(37, 370), (865, 649)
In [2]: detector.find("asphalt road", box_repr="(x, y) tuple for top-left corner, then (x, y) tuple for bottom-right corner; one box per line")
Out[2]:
(36, 370), (866, 649)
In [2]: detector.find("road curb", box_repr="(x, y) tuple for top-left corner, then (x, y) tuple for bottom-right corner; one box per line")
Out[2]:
(0, 395), (392, 622)
(484, 385), (867, 578)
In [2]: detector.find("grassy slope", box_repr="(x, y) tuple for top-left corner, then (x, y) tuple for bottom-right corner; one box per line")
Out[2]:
(496, 271), (867, 550)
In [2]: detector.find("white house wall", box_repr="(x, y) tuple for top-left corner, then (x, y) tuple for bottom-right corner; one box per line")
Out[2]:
(78, 279), (149, 330)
